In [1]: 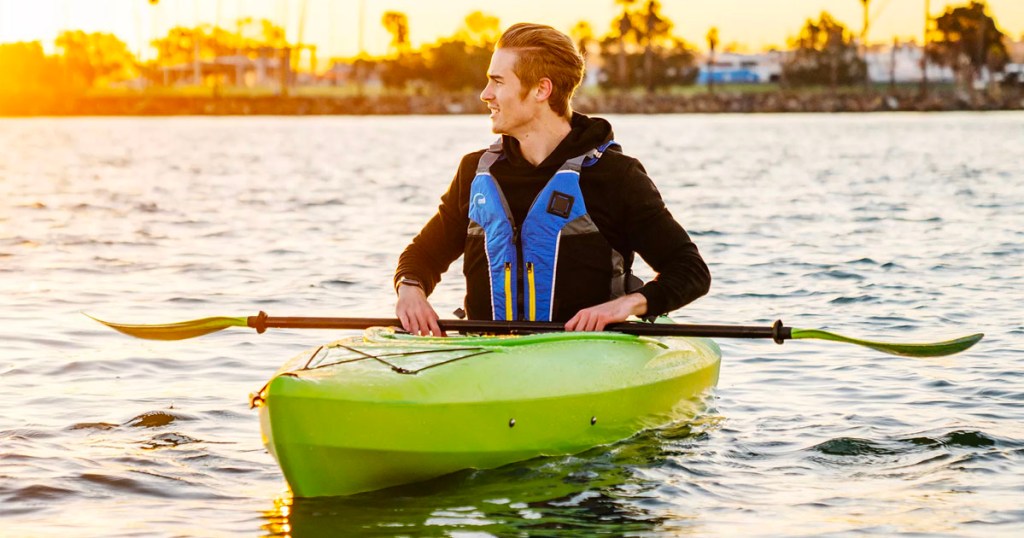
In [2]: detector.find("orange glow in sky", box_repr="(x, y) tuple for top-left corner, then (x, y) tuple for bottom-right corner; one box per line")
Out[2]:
(1, 0), (1023, 59)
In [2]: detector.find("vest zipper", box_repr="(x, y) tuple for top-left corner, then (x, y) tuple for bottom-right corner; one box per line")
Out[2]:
(503, 262), (513, 321)
(526, 262), (536, 321)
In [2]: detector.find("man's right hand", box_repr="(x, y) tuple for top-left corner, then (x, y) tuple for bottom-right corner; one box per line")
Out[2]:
(395, 284), (446, 337)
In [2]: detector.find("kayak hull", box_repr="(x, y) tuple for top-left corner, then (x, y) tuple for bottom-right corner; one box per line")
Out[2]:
(255, 327), (721, 497)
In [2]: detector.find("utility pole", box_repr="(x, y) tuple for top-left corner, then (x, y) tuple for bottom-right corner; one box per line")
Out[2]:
(235, 12), (243, 88)
(861, 0), (871, 91)
(921, 0), (930, 96)
(358, 0), (366, 57)
(890, 37), (898, 92)
(295, 0), (308, 75)
(193, 37), (201, 86)
(276, 0), (290, 95)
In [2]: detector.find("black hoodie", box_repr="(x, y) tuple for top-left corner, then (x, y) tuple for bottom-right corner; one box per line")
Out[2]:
(395, 113), (710, 320)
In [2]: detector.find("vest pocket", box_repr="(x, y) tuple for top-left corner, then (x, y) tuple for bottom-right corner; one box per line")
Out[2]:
(464, 234), (493, 320)
(552, 232), (616, 321)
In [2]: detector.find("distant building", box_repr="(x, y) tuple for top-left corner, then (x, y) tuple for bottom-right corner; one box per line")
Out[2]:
(692, 45), (967, 87)
(1007, 37), (1024, 63)
(580, 41), (603, 89)
(155, 48), (291, 88)
(697, 52), (783, 84)
(865, 42), (954, 84)
(321, 61), (382, 89)
(1001, 37), (1024, 86)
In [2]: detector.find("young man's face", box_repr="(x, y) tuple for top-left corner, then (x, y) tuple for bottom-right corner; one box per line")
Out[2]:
(480, 48), (540, 136)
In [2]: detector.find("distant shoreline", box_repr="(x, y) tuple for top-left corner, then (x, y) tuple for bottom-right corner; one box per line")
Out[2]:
(1, 88), (1021, 116)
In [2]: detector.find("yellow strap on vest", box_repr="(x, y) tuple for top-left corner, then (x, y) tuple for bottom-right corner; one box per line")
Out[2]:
(504, 263), (513, 321)
(527, 262), (536, 321)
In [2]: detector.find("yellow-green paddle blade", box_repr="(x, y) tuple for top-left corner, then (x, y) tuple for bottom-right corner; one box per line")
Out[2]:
(790, 328), (984, 357)
(85, 313), (249, 341)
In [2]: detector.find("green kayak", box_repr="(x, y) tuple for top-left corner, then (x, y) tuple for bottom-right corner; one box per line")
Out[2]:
(251, 326), (721, 497)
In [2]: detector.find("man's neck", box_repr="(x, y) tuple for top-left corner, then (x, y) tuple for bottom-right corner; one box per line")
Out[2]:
(512, 114), (572, 167)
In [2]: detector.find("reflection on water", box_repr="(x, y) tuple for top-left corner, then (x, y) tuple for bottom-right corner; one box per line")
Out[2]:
(1, 114), (1022, 536)
(263, 424), (701, 537)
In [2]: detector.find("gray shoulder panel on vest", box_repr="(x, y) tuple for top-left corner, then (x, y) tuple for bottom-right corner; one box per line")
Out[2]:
(561, 154), (586, 172)
(476, 138), (504, 174)
(561, 213), (599, 236)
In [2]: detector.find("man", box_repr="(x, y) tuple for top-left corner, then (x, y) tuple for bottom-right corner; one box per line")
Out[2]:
(395, 23), (710, 336)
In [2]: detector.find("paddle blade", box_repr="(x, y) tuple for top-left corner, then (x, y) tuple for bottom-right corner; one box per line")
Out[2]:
(86, 314), (249, 341)
(791, 328), (984, 357)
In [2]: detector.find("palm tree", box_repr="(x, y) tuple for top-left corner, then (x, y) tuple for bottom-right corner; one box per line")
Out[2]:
(381, 11), (410, 55)
(706, 27), (718, 93)
(570, 20), (594, 55)
(613, 0), (637, 88)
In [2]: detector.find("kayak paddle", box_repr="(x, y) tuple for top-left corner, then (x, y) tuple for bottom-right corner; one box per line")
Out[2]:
(86, 312), (982, 358)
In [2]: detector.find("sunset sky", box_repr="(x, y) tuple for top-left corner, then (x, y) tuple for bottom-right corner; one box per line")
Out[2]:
(1, 0), (1022, 59)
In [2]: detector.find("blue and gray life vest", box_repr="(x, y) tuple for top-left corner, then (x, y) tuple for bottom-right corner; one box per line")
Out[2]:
(467, 139), (625, 321)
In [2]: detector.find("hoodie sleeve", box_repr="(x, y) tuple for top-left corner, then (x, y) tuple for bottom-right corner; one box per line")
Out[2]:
(393, 153), (478, 296)
(621, 160), (711, 316)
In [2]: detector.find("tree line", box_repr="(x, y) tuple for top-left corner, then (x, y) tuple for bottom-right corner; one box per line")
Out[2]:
(0, 0), (1014, 96)
(783, 1), (1011, 89)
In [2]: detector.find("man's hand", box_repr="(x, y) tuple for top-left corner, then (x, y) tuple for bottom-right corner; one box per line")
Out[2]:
(396, 284), (446, 336)
(564, 293), (648, 332)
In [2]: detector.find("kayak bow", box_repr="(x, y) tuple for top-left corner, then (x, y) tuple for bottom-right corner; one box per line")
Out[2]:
(252, 327), (722, 496)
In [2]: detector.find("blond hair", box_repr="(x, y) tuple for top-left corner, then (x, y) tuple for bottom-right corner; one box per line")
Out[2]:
(497, 23), (584, 119)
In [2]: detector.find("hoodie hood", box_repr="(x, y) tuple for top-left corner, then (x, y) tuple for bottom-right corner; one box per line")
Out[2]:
(501, 113), (615, 171)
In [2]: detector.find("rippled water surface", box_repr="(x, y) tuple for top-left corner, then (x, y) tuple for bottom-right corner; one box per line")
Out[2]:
(1, 113), (1022, 536)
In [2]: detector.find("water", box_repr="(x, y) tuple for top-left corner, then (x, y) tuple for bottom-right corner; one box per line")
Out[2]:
(1, 113), (1022, 536)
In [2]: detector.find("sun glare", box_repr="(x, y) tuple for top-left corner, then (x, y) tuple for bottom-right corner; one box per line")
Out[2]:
(1, 0), (1020, 59)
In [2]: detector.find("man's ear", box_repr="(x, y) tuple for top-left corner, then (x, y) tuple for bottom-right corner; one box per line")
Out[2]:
(534, 78), (554, 102)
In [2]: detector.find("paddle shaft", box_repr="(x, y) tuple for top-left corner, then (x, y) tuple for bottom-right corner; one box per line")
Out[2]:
(88, 311), (980, 356)
(246, 313), (791, 342)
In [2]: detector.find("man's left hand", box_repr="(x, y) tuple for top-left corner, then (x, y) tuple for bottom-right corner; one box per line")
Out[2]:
(564, 293), (648, 332)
